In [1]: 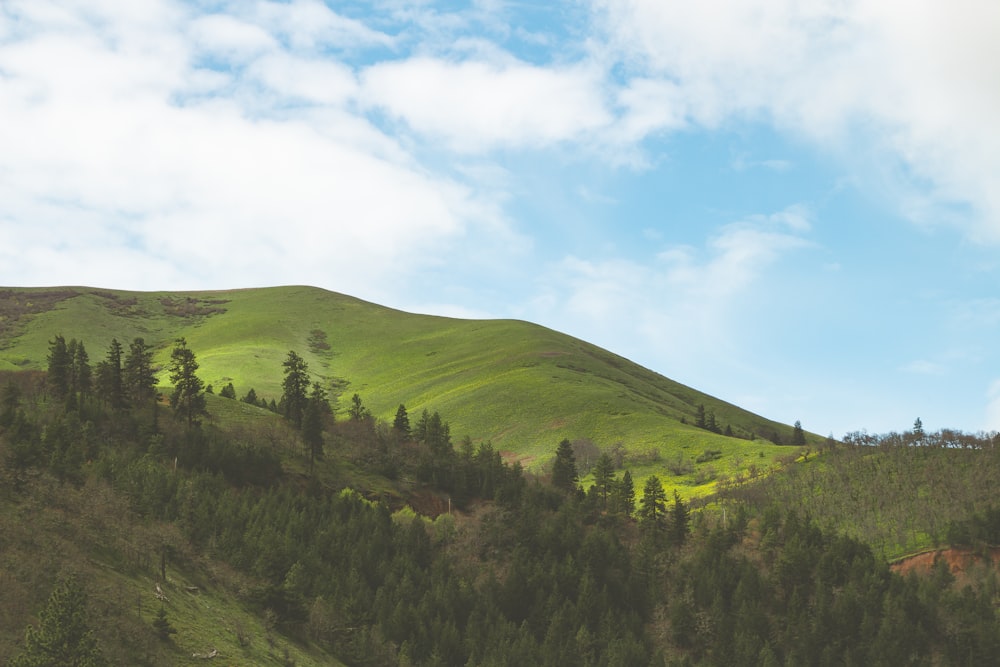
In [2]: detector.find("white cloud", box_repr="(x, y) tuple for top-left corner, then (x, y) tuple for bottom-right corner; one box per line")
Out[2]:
(360, 56), (612, 152)
(527, 205), (812, 377)
(0, 0), (514, 300)
(901, 360), (947, 376)
(252, 0), (395, 52)
(595, 0), (1000, 240)
(190, 13), (277, 62)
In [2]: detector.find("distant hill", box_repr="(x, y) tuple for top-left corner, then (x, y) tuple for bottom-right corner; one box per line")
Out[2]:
(0, 286), (809, 488)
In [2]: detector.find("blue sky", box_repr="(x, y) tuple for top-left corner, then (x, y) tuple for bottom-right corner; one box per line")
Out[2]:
(2, 0), (999, 438)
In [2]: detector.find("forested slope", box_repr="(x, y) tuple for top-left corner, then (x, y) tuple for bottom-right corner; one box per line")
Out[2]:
(0, 286), (809, 483)
(2, 335), (999, 665)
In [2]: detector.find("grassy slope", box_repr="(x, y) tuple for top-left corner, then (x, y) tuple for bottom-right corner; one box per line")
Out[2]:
(0, 286), (809, 496)
(0, 472), (344, 666)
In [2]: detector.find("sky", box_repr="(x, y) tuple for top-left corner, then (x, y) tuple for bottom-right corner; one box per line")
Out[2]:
(2, 0), (1000, 438)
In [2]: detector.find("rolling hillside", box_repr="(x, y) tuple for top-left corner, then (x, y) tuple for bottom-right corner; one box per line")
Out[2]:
(0, 286), (807, 481)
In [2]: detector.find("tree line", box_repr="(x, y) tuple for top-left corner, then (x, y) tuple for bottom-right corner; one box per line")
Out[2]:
(2, 334), (999, 665)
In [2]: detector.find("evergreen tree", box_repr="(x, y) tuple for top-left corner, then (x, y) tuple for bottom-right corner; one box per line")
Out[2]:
(281, 351), (310, 427)
(71, 340), (91, 400)
(393, 403), (411, 437)
(151, 606), (176, 641)
(592, 453), (615, 509)
(46, 334), (71, 400)
(705, 410), (718, 434)
(639, 475), (667, 527)
(168, 338), (206, 427)
(348, 393), (370, 422)
(95, 338), (126, 409)
(302, 383), (327, 471)
(792, 420), (806, 446)
(242, 388), (258, 405)
(219, 382), (237, 399)
(669, 490), (690, 547)
(551, 439), (578, 492)
(616, 470), (636, 517)
(9, 576), (106, 667)
(695, 403), (706, 429)
(123, 337), (157, 406)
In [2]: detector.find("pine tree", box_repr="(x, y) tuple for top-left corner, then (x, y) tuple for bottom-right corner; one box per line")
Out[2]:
(151, 606), (177, 641)
(46, 334), (71, 400)
(639, 475), (667, 527)
(551, 439), (578, 492)
(393, 404), (411, 437)
(792, 420), (806, 446)
(348, 393), (369, 421)
(593, 453), (615, 509)
(71, 340), (91, 400)
(168, 338), (206, 427)
(95, 338), (126, 409)
(302, 383), (327, 472)
(281, 351), (310, 427)
(123, 337), (157, 406)
(616, 470), (636, 517)
(669, 490), (690, 547)
(9, 576), (106, 667)
(695, 404), (706, 429)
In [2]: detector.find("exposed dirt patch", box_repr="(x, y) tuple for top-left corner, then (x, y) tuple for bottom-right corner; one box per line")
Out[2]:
(159, 296), (229, 319)
(500, 451), (536, 467)
(92, 291), (146, 318)
(892, 546), (1000, 584)
(0, 289), (79, 345)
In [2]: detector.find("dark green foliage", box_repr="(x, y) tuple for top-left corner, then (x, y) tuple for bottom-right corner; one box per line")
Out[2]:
(8, 330), (1000, 667)
(639, 475), (666, 526)
(219, 382), (236, 399)
(46, 334), (71, 400)
(792, 420), (806, 446)
(151, 606), (176, 641)
(302, 383), (327, 471)
(669, 490), (689, 547)
(612, 470), (635, 517)
(393, 403), (410, 437)
(348, 393), (369, 421)
(945, 506), (1000, 547)
(551, 438), (578, 492)
(95, 338), (126, 409)
(242, 387), (258, 405)
(281, 351), (310, 427)
(168, 338), (206, 427)
(592, 452), (615, 509)
(123, 337), (156, 406)
(9, 576), (106, 667)
(69, 339), (91, 401)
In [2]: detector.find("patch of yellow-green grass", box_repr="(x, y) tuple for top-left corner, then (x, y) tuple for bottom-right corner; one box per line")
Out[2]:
(0, 285), (815, 500)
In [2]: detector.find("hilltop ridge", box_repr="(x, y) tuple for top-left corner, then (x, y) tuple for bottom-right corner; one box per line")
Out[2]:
(0, 285), (807, 485)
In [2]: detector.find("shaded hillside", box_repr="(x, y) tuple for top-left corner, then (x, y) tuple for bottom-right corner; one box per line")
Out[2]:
(0, 286), (808, 483)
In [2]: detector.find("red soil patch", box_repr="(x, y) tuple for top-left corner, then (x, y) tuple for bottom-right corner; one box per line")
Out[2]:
(892, 546), (1000, 583)
(500, 451), (536, 467)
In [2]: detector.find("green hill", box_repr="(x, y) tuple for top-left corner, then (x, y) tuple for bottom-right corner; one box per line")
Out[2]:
(0, 286), (809, 491)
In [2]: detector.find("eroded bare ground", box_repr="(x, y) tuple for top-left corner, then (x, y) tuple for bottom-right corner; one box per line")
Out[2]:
(0, 289), (79, 345)
(892, 546), (1000, 585)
